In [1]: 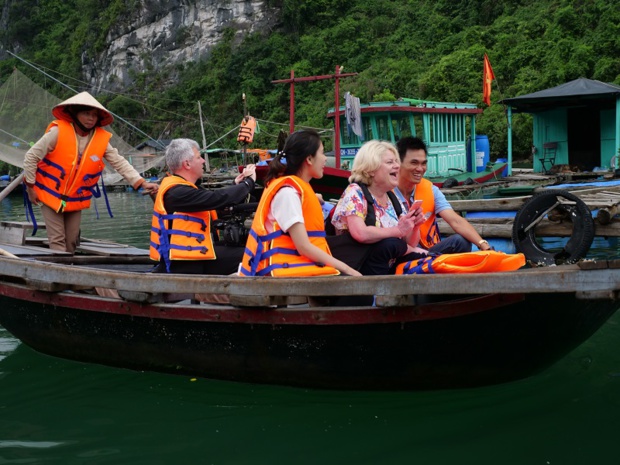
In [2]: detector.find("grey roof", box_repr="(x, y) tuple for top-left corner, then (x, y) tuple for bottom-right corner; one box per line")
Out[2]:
(502, 78), (620, 113)
(134, 139), (172, 151)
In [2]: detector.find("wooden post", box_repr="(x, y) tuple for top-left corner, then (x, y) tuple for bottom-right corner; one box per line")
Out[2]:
(597, 205), (619, 225)
(197, 101), (209, 171)
(0, 172), (25, 203)
(289, 70), (295, 134)
(334, 65), (342, 168)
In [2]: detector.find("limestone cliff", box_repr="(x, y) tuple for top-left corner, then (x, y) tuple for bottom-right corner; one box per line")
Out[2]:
(82, 0), (279, 91)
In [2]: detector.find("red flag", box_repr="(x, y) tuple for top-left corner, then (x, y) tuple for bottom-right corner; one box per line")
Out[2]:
(483, 54), (495, 106)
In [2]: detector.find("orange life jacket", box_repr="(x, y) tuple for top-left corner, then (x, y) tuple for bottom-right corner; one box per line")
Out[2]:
(33, 120), (111, 212)
(413, 178), (441, 249)
(150, 175), (217, 272)
(237, 115), (257, 144)
(239, 175), (339, 277)
(395, 250), (526, 275)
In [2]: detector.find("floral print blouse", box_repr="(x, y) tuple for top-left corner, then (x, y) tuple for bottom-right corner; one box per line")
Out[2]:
(331, 183), (400, 233)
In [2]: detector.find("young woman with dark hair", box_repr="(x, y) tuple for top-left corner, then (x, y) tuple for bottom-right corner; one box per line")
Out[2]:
(239, 130), (361, 277)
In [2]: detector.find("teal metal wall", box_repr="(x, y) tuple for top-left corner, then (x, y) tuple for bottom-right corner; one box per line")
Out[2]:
(532, 108), (618, 171)
(533, 109), (567, 171)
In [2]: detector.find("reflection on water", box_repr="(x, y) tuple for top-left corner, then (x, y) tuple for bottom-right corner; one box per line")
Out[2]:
(0, 440), (64, 449)
(538, 236), (620, 261)
(79, 191), (153, 249)
(0, 332), (19, 365)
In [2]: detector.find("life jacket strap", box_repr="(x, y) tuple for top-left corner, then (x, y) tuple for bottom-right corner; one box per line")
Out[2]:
(35, 168), (62, 190)
(40, 158), (66, 179)
(22, 187), (38, 236)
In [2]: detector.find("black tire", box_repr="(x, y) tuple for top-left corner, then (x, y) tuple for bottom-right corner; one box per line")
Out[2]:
(443, 177), (459, 188)
(511, 189), (594, 266)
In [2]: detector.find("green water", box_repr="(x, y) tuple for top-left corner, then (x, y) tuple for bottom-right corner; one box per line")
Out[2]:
(0, 190), (154, 249)
(1, 191), (620, 464)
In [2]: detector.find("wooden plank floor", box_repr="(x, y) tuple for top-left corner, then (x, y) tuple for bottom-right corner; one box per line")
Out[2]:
(1, 238), (148, 257)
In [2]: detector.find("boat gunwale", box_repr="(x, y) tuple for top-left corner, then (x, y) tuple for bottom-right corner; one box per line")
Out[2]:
(0, 255), (619, 298)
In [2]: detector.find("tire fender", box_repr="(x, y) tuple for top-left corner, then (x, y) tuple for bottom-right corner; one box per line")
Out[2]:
(511, 189), (594, 266)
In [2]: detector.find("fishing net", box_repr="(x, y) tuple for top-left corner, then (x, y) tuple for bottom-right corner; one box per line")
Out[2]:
(0, 69), (165, 185)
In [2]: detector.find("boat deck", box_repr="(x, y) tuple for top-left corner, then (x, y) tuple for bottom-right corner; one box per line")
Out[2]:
(0, 220), (150, 258)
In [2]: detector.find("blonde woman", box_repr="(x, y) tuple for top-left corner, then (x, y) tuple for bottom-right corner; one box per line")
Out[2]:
(330, 140), (425, 275)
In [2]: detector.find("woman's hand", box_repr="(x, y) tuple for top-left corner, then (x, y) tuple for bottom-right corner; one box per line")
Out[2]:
(26, 186), (40, 205)
(396, 209), (417, 237)
(411, 207), (427, 228)
(406, 245), (428, 255)
(342, 265), (362, 277)
(288, 222), (361, 276)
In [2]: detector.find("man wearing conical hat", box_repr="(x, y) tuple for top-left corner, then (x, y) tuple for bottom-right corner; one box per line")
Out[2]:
(23, 91), (159, 253)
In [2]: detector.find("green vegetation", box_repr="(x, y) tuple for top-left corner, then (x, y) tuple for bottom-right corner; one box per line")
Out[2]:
(1, 0), (619, 159)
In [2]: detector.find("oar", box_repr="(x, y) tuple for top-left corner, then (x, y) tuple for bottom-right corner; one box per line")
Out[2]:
(0, 173), (25, 203)
(0, 247), (19, 259)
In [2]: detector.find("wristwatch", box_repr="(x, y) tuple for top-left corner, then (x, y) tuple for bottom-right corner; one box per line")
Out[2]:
(478, 239), (489, 248)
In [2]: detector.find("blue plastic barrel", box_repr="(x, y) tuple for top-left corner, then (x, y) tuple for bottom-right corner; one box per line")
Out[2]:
(496, 157), (509, 177)
(474, 135), (490, 173)
(0, 174), (10, 181)
(465, 135), (491, 173)
(466, 136), (491, 173)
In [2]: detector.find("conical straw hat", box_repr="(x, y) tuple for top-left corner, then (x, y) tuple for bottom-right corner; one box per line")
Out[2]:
(52, 91), (114, 126)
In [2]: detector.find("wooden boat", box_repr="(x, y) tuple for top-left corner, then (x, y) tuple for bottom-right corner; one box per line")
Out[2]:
(0, 221), (619, 391)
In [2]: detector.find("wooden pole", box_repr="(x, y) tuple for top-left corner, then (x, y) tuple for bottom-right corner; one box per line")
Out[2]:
(242, 93), (248, 164)
(0, 172), (24, 203)
(334, 65), (342, 169)
(289, 69), (295, 133)
(197, 101), (209, 171)
(0, 247), (19, 259)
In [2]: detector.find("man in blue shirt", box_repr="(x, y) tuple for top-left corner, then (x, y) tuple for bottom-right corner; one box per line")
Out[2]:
(394, 136), (491, 254)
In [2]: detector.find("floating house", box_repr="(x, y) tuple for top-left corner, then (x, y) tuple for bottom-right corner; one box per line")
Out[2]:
(327, 98), (493, 179)
(503, 78), (620, 173)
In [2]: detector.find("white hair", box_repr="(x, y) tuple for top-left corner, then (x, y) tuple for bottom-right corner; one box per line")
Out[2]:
(165, 138), (200, 172)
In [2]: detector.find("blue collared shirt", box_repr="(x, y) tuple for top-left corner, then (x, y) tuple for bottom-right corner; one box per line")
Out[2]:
(392, 184), (453, 216)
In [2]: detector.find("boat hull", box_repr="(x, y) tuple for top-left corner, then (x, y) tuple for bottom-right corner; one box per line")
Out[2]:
(0, 281), (616, 391)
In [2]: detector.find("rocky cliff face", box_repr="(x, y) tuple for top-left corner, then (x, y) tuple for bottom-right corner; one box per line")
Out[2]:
(83, 0), (279, 91)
